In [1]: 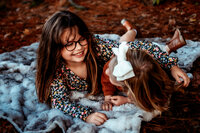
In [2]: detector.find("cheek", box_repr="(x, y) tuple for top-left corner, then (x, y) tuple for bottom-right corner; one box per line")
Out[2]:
(84, 45), (88, 52)
(105, 68), (110, 76)
(109, 77), (118, 86)
(105, 68), (119, 86)
(61, 48), (71, 60)
(110, 78), (122, 87)
(109, 78), (115, 85)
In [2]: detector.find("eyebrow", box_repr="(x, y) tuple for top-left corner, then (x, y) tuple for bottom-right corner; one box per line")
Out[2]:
(66, 26), (83, 42)
(67, 36), (84, 43)
(71, 27), (77, 41)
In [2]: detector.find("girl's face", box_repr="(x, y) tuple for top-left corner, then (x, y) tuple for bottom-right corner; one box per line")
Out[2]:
(60, 26), (88, 64)
(105, 68), (122, 87)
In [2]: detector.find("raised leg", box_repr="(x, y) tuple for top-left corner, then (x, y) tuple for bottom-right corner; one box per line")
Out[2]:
(165, 29), (187, 54)
(119, 19), (137, 43)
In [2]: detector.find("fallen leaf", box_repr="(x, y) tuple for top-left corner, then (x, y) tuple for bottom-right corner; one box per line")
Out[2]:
(189, 18), (196, 22)
(23, 29), (30, 35)
(169, 19), (176, 25)
(4, 33), (11, 39)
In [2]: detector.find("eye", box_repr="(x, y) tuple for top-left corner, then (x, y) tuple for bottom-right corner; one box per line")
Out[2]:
(65, 41), (74, 46)
(79, 37), (86, 42)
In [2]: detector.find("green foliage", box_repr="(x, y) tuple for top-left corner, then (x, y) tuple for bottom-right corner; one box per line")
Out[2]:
(29, 0), (44, 8)
(153, 0), (165, 5)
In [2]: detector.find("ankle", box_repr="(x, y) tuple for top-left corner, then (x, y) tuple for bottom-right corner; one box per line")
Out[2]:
(132, 29), (137, 35)
(121, 19), (133, 31)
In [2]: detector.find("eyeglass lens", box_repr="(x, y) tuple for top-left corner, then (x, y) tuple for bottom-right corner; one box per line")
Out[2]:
(65, 38), (86, 51)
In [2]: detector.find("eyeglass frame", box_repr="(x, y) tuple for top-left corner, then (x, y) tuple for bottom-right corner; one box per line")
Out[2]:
(63, 37), (87, 51)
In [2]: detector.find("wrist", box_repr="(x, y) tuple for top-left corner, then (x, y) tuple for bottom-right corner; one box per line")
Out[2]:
(105, 95), (112, 101)
(170, 65), (178, 70)
(127, 97), (132, 103)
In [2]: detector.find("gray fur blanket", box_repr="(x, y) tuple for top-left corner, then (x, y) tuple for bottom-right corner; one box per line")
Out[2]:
(0, 34), (199, 133)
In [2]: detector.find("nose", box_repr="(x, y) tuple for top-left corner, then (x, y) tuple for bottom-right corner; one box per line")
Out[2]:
(75, 42), (82, 50)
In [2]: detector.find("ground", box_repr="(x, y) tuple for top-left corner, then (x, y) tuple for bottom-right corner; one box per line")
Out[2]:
(0, 0), (199, 132)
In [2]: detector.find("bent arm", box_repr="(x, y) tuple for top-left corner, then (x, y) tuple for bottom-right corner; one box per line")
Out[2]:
(93, 35), (178, 70)
(128, 40), (178, 70)
(50, 79), (93, 121)
(101, 60), (118, 96)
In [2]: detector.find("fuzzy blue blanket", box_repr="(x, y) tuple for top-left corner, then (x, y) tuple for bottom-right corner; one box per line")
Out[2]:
(0, 34), (199, 133)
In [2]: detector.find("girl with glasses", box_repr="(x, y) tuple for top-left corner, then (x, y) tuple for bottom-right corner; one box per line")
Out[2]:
(36, 10), (189, 126)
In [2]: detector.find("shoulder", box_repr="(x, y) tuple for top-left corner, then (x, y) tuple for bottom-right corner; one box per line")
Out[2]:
(93, 34), (120, 46)
(51, 63), (67, 85)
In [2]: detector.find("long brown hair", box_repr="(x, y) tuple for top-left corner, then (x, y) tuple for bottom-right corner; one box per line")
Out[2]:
(109, 49), (175, 112)
(36, 10), (101, 103)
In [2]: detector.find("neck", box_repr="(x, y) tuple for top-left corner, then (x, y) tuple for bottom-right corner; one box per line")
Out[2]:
(66, 61), (87, 79)
(66, 61), (85, 68)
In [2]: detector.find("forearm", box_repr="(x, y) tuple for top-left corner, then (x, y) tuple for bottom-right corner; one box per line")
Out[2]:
(127, 40), (178, 70)
(51, 97), (93, 121)
(93, 34), (120, 62)
(50, 81), (93, 121)
(126, 97), (132, 103)
(121, 97), (132, 104)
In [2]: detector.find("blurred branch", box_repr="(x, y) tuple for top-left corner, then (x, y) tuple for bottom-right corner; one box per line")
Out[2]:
(30, 0), (44, 8)
(68, 0), (87, 10)
(139, 0), (166, 5)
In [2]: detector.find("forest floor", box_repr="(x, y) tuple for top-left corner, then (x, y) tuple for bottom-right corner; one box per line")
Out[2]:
(0, 0), (199, 132)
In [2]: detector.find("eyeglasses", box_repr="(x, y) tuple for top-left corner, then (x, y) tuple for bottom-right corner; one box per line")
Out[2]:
(64, 37), (87, 51)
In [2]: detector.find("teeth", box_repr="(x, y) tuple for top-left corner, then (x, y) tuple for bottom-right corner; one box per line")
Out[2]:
(76, 52), (83, 55)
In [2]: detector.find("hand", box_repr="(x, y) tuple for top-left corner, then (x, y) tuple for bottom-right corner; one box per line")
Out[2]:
(102, 101), (113, 111)
(102, 95), (113, 111)
(111, 96), (130, 106)
(86, 112), (107, 126)
(171, 65), (190, 87)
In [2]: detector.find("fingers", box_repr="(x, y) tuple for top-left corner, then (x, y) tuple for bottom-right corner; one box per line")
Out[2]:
(94, 120), (101, 126)
(107, 103), (112, 111)
(171, 66), (190, 87)
(93, 118), (104, 126)
(185, 74), (190, 87)
(186, 77), (190, 87)
(181, 73), (190, 87)
(97, 112), (108, 121)
(102, 101), (113, 111)
(111, 96), (118, 100)
(111, 96), (122, 106)
(94, 113), (107, 126)
(110, 96), (117, 105)
(86, 112), (107, 126)
(171, 66), (181, 83)
(111, 99), (119, 106)
(177, 71), (190, 87)
(174, 74), (182, 84)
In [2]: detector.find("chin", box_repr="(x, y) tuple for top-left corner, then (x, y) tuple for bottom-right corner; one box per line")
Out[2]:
(74, 55), (86, 62)
(75, 58), (85, 63)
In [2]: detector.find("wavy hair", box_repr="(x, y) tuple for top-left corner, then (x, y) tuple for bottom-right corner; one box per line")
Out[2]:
(36, 10), (101, 103)
(109, 49), (175, 112)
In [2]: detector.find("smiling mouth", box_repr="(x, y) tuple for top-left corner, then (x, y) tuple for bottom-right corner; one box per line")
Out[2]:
(73, 51), (84, 56)
(75, 51), (83, 55)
